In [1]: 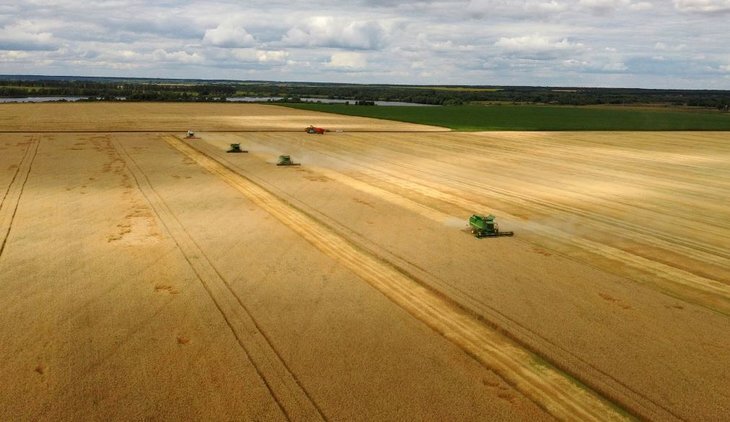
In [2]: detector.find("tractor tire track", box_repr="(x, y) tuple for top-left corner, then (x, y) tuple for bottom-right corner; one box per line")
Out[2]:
(365, 159), (730, 299)
(313, 133), (730, 256)
(113, 139), (326, 422)
(346, 132), (730, 229)
(269, 131), (730, 269)
(231, 135), (689, 420)
(355, 144), (730, 266)
(307, 130), (730, 232)
(0, 136), (39, 259)
(408, 131), (730, 193)
(274, 136), (730, 309)
(165, 135), (630, 422)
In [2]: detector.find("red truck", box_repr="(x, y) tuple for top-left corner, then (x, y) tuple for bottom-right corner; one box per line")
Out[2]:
(305, 125), (326, 134)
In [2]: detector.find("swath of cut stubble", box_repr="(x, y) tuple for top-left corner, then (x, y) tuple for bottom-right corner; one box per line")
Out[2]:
(164, 135), (628, 421)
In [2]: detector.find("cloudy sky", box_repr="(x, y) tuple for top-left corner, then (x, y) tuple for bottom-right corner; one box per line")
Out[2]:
(2, 0), (730, 88)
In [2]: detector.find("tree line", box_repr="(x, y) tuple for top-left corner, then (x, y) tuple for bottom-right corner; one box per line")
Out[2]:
(1, 77), (729, 109)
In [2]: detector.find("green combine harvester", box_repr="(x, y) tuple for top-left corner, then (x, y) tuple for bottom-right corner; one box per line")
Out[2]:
(276, 155), (301, 166)
(469, 214), (514, 238)
(226, 143), (248, 153)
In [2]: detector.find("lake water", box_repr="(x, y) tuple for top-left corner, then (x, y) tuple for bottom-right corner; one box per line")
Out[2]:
(0, 96), (89, 103)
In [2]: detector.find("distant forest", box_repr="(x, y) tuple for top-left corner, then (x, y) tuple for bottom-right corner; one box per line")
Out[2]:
(1, 75), (729, 110)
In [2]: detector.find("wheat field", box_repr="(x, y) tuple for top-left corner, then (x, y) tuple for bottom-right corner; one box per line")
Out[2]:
(1, 103), (728, 421)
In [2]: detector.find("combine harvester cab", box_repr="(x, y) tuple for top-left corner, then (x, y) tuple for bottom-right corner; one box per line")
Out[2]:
(469, 214), (514, 238)
(276, 155), (301, 166)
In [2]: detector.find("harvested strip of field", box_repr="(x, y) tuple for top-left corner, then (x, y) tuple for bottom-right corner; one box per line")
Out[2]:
(198, 128), (729, 420)
(0, 132), (553, 421)
(0, 102), (445, 132)
(165, 135), (627, 421)
(2, 103), (729, 420)
(114, 139), (325, 420)
(0, 134), (289, 420)
(240, 130), (730, 314)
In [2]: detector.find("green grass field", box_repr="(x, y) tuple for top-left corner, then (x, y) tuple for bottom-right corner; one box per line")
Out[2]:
(285, 104), (730, 131)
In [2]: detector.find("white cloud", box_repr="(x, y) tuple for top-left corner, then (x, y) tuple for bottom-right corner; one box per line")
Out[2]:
(562, 58), (590, 68)
(577, 0), (654, 13)
(601, 61), (627, 71)
(226, 49), (257, 62)
(0, 21), (57, 51)
(674, 0), (730, 12)
(530, 0), (569, 13)
(0, 0), (728, 88)
(494, 34), (583, 56)
(152, 49), (204, 64)
(256, 50), (288, 63)
(467, 0), (568, 17)
(0, 50), (30, 61)
(203, 20), (256, 48)
(327, 51), (367, 68)
(560, 57), (626, 72)
(579, 0), (629, 9)
(416, 34), (475, 52)
(655, 42), (686, 51)
(629, 1), (653, 10)
(282, 17), (386, 50)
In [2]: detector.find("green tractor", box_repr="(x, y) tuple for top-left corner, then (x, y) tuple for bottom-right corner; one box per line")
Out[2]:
(226, 143), (248, 153)
(469, 214), (514, 238)
(276, 155), (301, 166)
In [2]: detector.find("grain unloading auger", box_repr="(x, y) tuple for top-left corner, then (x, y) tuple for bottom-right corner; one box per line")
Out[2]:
(469, 214), (514, 238)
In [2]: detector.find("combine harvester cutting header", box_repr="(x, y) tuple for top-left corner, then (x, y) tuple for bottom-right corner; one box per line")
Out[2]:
(469, 214), (514, 238)
(276, 155), (301, 166)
